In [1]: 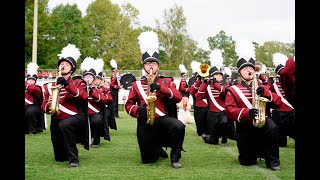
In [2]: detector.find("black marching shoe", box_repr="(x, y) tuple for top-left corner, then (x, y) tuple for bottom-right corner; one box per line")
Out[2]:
(159, 148), (168, 158)
(68, 162), (79, 168)
(171, 161), (182, 169)
(270, 165), (281, 171)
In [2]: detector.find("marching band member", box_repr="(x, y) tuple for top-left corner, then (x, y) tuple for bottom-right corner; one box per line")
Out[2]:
(196, 64), (230, 146)
(225, 39), (283, 171)
(268, 53), (296, 147)
(81, 57), (110, 148)
(189, 60), (210, 138)
(25, 62), (45, 135)
(41, 44), (89, 168)
(125, 31), (185, 168)
(178, 64), (190, 98)
(278, 55), (295, 108)
(109, 59), (122, 118)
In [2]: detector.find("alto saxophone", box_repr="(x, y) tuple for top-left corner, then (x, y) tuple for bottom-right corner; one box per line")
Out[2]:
(50, 67), (62, 115)
(146, 68), (157, 125)
(251, 62), (269, 128)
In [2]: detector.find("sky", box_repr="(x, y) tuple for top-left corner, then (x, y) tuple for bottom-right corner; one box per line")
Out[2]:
(47, 0), (295, 50)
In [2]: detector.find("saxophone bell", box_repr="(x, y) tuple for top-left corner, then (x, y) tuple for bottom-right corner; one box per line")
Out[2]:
(50, 67), (63, 115)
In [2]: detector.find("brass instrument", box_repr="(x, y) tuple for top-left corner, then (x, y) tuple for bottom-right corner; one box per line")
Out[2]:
(251, 61), (269, 128)
(197, 64), (210, 79)
(50, 67), (62, 115)
(146, 68), (157, 125)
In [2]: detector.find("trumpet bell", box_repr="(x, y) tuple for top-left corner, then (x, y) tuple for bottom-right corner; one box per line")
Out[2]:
(197, 64), (210, 77)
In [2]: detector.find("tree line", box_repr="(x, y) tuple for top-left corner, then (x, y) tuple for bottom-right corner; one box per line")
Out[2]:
(25, 0), (295, 71)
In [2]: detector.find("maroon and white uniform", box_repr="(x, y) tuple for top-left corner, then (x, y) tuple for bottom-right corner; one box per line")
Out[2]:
(268, 81), (294, 112)
(125, 76), (182, 118)
(189, 79), (208, 108)
(88, 87), (110, 115)
(196, 81), (227, 112)
(279, 56), (295, 107)
(225, 82), (283, 123)
(25, 82), (42, 106)
(189, 79), (209, 136)
(178, 78), (189, 97)
(109, 76), (121, 90)
(41, 78), (87, 119)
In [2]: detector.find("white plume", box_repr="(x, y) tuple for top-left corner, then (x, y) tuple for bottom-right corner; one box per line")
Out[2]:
(190, 60), (201, 73)
(137, 31), (159, 55)
(223, 67), (232, 77)
(179, 64), (187, 73)
(80, 57), (95, 71)
(27, 62), (39, 75)
(94, 58), (104, 74)
(209, 49), (224, 67)
(57, 43), (81, 61)
(272, 53), (288, 67)
(235, 38), (255, 60)
(110, 59), (118, 69)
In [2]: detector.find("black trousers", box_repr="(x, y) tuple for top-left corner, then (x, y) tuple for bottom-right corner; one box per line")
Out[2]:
(236, 117), (280, 168)
(193, 106), (209, 136)
(50, 114), (84, 164)
(89, 113), (103, 145)
(272, 109), (295, 147)
(25, 105), (43, 134)
(111, 90), (119, 117)
(136, 116), (185, 164)
(207, 111), (229, 144)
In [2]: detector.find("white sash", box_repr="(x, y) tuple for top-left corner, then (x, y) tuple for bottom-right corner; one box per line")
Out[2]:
(58, 104), (77, 115)
(136, 81), (165, 116)
(230, 86), (252, 109)
(273, 84), (293, 109)
(88, 102), (100, 113)
(207, 86), (224, 111)
(25, 98), (33, 105)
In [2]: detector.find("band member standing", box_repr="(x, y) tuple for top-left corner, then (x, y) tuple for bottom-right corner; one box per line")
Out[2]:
(196, 66), (230, 146)
(41, 44), (89, 168)
(125, 31), (185, 168)
(225, 40), (282, 171)
(25, 62), (45, 135)
(109, 59), (122, 118)
(278, 56), (295, 108)
(178, 64), (190, 98)
(268, 53), (296, 147)
(189, 61), (210, 139)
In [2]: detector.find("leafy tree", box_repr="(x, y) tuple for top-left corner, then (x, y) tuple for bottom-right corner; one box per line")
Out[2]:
(207, 30), (238, 67)
(255, 41), (295, 68)
(44, 4), (93, 68)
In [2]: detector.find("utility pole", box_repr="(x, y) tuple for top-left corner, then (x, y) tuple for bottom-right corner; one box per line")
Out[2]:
(32, 0), (38, 64)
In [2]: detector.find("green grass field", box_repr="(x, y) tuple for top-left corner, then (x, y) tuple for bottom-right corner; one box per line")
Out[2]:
(26, 111), (295, 179)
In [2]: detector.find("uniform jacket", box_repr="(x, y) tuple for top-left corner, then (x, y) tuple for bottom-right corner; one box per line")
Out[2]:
(179, 78), (189, 97)
(125, 75), (182, 119)
(267, 81), (294, 112)
(196, 81), (228, 112)
(25, 82), (42, 106)
(189, 79), (208, 107)
(225, 81), (283, 123)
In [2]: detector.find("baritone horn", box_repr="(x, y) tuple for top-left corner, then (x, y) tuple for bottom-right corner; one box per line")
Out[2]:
(50, 67), (62, 115)
(197, 64), (210, 79)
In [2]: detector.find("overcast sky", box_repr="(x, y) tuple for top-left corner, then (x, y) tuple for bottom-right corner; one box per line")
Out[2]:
(47, 0), (295, 49)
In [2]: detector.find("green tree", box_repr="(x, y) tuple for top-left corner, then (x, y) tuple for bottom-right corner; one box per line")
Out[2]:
(207, 30), (238, 67)
(85, 0), (141, 70)
(44, 4), (93, 68)
(255, 41), (294, 68)
(156, 4), (190, 70)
